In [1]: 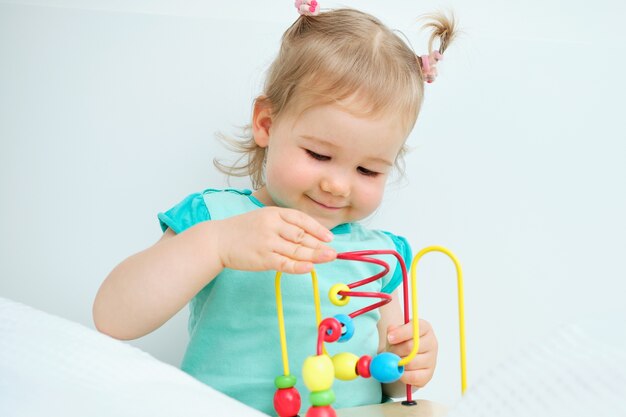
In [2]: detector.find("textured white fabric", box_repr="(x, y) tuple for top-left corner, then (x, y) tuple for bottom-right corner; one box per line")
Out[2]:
(0, 297), (267, 417)
(3, 295), (625, 417)
(447, 318), (626, 417)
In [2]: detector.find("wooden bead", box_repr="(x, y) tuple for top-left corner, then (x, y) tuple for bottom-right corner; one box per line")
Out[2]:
(309, 388), (335, 407)
(320, 317), (342, 343)
(305, 405), (337, 417)
(356, 355), (372, 378)
(274, 374), (297, 389)
(331, 352), (359, 381)
(302, 354), (334, 392)
(273, 387), (301, 417)
(370, 352), (404, 383)
(328, 283), (350, 306)
(334, 314), (354, 342)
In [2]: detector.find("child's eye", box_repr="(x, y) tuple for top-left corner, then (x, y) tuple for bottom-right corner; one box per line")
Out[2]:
(357, 166), (380, 177)
(306, 149), (331, 161)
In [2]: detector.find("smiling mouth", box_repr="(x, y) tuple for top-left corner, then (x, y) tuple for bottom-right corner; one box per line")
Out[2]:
(307, 196), (344, 211)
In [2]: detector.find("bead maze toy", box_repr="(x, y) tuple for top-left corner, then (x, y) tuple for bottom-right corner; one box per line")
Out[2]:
(273, 246), (467, 417)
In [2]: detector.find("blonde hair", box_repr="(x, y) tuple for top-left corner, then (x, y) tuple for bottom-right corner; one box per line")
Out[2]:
(215, 8), (457, 189)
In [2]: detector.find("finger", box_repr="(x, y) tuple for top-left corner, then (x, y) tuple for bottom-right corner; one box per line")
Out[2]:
(268, 252), (314, 274)
(389, 339), (434, 358)
(388, 339), (414, 357)
(387, 319), (433, 344)
(418, 319), (433, 337)
(401, 368), (435, 388)
(388, 333), (437, 356)
(402, 350), (437, 371)
(278, 223), (334, 251)
(273, 240), (336, 264)
(387, 322), (413, 344)
(280, 209), (334, 242)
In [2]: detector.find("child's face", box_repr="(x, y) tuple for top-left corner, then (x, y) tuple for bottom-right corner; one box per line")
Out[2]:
(254, 102), (406, 230)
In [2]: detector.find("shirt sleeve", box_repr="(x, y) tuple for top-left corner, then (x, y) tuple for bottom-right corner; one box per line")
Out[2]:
(380, 232), (412, 294)
(157, 193), (211, 234)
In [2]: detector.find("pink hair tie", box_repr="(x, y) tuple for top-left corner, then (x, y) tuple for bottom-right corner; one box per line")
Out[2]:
(420, 51), (443, 84)
(295, 0), (319, 16)
(420, 54), (431, 73)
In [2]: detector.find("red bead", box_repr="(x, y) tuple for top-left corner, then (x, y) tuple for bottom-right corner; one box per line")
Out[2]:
(356, 355), (372, 378)
(306, 405), (337, 417)
(274, 387), (301, 417)
(320, 317), (342, 343)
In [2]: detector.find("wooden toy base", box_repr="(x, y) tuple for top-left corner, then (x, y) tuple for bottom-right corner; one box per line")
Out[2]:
(336, 400), (448, 417)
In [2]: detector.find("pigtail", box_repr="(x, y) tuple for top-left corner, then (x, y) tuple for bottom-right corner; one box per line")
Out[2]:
(422, 12), (457, 54)
(417, 12), (457, 83)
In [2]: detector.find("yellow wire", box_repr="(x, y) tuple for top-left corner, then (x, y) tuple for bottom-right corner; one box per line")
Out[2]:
(275, 271), (290, 375)
(399, 246), (467, 394)
(275, 269), (325, 377)
(397, 256), (419, 367)
(310, 269), (323, 330)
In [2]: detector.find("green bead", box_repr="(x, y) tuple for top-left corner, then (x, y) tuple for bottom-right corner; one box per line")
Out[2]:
(274, 374), (297, 389)
(309, 389), (336, 406)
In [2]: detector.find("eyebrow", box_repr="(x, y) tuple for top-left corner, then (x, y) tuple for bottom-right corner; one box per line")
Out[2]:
(301, 135), (338, 149)
(301, 135), (394, 167)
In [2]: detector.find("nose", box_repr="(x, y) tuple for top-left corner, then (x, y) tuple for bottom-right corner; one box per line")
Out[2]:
(320, 171), (351, 198)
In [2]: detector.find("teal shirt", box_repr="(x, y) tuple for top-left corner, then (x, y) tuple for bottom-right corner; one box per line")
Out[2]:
(158, 189), (412, 416)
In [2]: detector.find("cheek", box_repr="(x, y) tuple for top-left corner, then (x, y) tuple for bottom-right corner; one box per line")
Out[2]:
(356, 180), (386, 210)
(265, 150), (312, 190)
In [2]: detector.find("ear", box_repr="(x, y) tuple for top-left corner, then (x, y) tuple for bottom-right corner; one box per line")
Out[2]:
(252, 97), (273, 148)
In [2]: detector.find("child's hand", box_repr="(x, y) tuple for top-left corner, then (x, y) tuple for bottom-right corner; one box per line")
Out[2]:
(386, 319), (438, 388)
(215, 207), (336, 274)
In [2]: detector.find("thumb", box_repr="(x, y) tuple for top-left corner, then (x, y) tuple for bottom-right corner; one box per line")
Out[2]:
(386, 324), (401, 344)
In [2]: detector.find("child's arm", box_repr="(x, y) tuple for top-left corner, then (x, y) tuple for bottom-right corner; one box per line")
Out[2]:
(93, 207), (336, 340)
(377, 290), (438, 398)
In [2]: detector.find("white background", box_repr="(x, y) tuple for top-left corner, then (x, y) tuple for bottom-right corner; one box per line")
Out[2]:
(1, 0), (625, 408)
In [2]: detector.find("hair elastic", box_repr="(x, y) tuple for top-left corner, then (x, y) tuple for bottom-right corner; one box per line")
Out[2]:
(295, 0), (319, 16)
(420, 51), (443, 84)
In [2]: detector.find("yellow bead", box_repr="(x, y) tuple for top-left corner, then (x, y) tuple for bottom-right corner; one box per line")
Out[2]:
(331, 352), (359, 381)
(302, 355), (334, 392)
(328, 283), (350, 306)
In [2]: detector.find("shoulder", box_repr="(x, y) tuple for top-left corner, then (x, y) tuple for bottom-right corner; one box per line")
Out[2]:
(157, 188), (263, 233)
(200, 188), (264, 220)
(199, 188), (260, 204)
(341, 223), (411, 255)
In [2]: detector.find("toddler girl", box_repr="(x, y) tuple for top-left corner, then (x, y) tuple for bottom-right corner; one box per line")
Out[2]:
(94, 4), (456, 415)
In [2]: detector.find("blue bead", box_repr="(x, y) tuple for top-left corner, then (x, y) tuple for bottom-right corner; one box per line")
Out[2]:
(370, 352), (404, 383)
(334, 314), (354, 343)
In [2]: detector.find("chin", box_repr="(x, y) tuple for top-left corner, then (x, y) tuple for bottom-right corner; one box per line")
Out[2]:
(314, 217), (340, 231)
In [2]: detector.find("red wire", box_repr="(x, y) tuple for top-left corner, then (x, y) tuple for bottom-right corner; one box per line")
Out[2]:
(338, 291), (392, 318)
(335, 250), (413, 402)
(317, 324), (327, 356)
(344, 250), (410, 323)
(337, 253), (390, 288)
